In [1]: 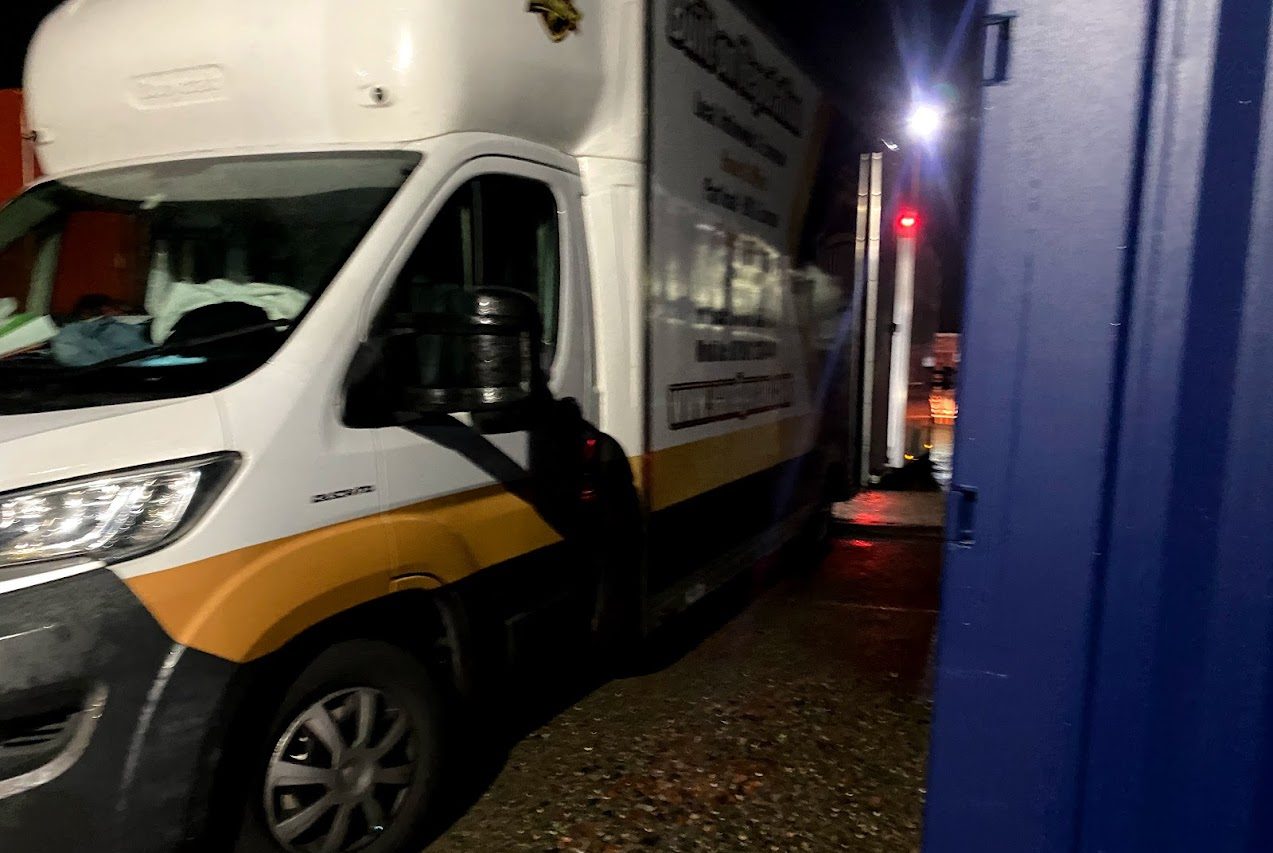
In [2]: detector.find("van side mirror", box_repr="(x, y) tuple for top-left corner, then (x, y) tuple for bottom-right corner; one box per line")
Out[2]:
(345, 287), (545, 425)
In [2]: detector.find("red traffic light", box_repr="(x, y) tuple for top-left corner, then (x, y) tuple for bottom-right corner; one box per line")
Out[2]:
(897, 211), (920, 233)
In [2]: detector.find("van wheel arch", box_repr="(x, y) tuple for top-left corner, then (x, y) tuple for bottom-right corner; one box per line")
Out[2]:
(200, 589), (478, 850)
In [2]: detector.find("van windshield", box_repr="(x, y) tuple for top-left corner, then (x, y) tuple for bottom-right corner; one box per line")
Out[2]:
(0, 151), (418, 414)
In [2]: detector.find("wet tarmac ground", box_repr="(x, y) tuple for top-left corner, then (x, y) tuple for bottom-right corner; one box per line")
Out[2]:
(424, 533), (941, 853)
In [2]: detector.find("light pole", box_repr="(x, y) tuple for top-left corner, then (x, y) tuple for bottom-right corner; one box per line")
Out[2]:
(883, 102), (943, 469)
(856, 152), (884, 486)
(886, 209), (920, 468)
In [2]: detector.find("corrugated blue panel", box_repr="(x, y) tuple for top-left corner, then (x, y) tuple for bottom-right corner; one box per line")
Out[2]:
(925, 2), (1152, 849)
(927, 0), (1273, 851)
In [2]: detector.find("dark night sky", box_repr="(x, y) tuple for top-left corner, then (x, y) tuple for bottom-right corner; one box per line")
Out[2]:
(0, 0), (977, 328)
(745, 0), (982, 331)
(0, 4), (51, 89)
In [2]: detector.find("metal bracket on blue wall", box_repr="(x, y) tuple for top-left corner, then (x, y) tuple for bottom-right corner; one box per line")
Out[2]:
(983, 14), (1015, 85)
(952, 484), (979, 546)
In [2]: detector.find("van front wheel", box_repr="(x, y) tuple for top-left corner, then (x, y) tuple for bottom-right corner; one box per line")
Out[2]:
(235, 641), (443, 853)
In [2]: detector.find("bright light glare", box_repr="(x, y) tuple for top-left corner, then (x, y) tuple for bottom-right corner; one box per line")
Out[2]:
(907, 104), (943, 142)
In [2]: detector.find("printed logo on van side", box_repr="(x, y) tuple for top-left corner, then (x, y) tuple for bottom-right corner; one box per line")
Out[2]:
(311, 485), (377, 504)
(528, 0), (582, 42)
(130, 66), (228, 109)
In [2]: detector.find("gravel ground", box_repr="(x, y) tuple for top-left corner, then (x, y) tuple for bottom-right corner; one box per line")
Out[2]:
(425, 536), (940, 853)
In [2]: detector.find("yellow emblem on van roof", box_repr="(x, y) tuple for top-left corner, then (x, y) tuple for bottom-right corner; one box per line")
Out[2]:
(528, 0), (582, 42)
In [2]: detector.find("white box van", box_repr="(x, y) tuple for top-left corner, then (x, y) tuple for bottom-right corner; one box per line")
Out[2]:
(0, 1), (849, 849)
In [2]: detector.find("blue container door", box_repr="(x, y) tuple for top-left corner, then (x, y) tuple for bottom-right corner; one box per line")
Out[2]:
(924, 1), (1273, 851)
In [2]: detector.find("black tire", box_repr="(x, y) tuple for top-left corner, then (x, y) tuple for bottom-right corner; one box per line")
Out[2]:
(233, 641), (444, 853)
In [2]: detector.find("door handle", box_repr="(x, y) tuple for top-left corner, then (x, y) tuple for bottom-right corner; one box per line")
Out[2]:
(952, 484), (978, 546)
(983, 14), (1015, 85)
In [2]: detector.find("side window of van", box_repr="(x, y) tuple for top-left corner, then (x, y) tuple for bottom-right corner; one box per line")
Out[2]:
(387, 174), (561, 356)
(475, 175), (561, 350)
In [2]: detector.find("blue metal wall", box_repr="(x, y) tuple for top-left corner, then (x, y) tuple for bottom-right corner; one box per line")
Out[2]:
(925, 1), (1273, 850)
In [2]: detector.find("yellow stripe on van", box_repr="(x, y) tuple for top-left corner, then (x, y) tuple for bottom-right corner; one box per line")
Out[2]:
(125, 415), (813, 663)
(126, 486), (560, 663)
(645, 415), (815, 511)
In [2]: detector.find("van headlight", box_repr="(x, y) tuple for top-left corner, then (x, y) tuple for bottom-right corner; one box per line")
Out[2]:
(0, 454), (239, 569)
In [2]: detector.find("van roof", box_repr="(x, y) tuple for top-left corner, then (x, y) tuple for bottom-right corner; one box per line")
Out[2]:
(25, 0), (644, 176)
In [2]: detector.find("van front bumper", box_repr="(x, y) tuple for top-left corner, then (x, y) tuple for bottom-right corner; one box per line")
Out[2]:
(0, 565), (237, 853)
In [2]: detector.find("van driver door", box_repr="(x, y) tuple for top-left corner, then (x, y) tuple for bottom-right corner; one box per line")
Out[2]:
(368, 155), (597, 591)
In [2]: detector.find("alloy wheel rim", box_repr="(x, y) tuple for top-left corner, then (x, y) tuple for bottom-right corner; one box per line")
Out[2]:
(263, 687), (419, 853)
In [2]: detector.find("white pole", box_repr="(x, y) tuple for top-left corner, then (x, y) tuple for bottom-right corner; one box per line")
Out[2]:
(887, 232), (916, 468)
(860, 153), (883, 484)
(851, 154), (870, 485)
